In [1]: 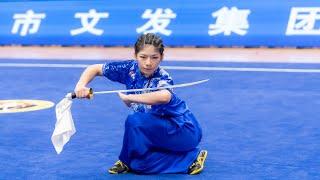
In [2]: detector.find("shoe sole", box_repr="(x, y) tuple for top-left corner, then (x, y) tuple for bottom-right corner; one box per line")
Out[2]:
(108, 169), (129, 174)
(189, 150), (208, 175)
(108, 170), (117, 174)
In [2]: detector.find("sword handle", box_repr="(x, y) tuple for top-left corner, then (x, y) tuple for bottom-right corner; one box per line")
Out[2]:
(67, 88), (93, 99)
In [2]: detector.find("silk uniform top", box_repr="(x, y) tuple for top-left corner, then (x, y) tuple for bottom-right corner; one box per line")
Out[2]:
(102, 60), (195, 134)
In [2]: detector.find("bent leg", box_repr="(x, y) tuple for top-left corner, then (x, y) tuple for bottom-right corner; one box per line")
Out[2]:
(118, 112), (202, 174)
(130, 148), (200, 174)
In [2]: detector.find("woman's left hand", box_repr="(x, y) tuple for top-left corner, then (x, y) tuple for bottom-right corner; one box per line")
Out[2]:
(118, 92), (132, 107)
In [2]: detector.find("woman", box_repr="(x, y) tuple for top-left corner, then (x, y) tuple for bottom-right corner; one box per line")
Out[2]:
(74, 33), (207, 175)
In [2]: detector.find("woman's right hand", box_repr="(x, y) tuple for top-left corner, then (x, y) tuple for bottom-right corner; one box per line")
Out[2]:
(74, 85), (91, 99)
(73, 64), (103, 99)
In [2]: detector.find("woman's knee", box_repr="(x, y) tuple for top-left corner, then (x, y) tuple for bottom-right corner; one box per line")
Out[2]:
(125, 113), (144, 128)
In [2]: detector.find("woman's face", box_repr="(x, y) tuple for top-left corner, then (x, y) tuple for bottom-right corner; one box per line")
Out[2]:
(135, 45), (163, 77)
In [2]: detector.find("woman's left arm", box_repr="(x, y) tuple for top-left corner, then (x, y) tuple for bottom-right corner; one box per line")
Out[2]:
(118, 89), (171, 106)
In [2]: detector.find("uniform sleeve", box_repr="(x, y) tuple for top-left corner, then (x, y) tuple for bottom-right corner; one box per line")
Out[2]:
(150, 70), (176, 114)
(102, 60), (134, 84)
(157, 78), (173, 87)
(156, 69), (174, 92)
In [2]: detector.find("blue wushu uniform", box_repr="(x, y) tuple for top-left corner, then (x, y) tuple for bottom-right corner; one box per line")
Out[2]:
(102, 60), (202, 174)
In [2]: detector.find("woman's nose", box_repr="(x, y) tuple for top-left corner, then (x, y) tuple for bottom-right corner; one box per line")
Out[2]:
(145, 58), (152, 66)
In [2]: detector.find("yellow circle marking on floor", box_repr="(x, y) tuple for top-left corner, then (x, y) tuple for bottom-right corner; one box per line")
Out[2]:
(0, 100), (54, 113)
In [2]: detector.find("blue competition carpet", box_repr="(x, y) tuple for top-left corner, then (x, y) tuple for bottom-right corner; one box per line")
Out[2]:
(0, 59), (320, 179)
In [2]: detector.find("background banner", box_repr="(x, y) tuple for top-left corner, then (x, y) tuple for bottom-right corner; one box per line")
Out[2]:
(1, 0), (320, 47)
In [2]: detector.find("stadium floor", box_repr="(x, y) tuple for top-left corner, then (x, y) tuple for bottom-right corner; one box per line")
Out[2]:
(1, 59), (320, 179)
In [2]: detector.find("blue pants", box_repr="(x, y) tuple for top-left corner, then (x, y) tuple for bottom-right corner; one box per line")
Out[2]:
(119, 111), (202, 174)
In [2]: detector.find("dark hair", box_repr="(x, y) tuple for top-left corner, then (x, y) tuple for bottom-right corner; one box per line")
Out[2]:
(134, 33), (164, 55)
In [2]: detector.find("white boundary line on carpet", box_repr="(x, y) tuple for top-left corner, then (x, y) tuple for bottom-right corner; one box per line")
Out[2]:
(1, 62), (320, 73)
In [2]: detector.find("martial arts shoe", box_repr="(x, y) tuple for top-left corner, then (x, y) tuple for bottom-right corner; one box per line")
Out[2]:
(188, 150), (208, 175)
(108, 160), (129, 174)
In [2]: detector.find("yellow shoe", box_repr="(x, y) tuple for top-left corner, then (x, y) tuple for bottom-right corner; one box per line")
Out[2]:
(108, 160), (129, 174)
(188, 150), (208, 175)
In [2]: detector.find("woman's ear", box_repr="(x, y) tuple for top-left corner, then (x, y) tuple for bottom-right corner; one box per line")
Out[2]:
(160, 54), (164, 61)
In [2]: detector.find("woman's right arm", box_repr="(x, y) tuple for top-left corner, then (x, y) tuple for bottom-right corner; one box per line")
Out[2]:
(74, 64), (103, 98)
